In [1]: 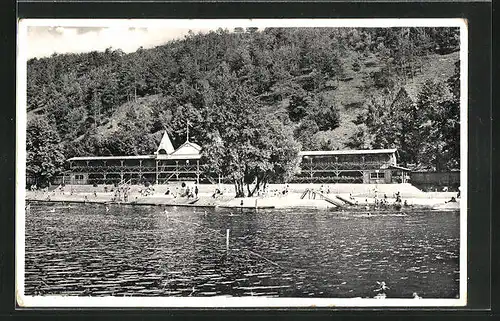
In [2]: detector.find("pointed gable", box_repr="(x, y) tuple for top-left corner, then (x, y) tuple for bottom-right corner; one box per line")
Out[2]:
(171, 141), (202, 157)
(156, 131), (175, 155)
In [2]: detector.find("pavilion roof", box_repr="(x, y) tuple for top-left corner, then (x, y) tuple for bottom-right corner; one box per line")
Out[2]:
(67, 153), (202, 161)
(156, 131), (175, 155)
(173, 140), (202, 152)
(68, 131), (205, 162)
(67, 155), (156, 161)
(299, 149), (398, 156)
(389, 165), (412, 171)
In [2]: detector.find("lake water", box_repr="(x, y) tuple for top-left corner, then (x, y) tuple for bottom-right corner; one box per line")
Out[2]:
(24, 203), (460, 298)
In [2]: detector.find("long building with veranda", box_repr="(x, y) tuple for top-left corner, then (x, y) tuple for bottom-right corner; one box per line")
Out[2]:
(66, 131), (410, 185)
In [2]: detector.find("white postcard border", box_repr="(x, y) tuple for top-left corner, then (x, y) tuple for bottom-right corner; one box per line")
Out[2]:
(16, 18), (468, 308)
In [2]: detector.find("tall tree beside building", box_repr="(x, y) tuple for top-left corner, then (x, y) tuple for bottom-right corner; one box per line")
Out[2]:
(443, 61), (460, 170)
(416, 78), (457, 171)
(26, 117), (65, 186)
(389, 87), (420, 166)
(201, 64), (300, 197)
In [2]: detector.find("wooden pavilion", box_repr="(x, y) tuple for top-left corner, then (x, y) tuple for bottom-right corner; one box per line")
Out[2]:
(67, 132), (208, 185)
(67, 132), (410, 185)
(293, 149), (411, 184)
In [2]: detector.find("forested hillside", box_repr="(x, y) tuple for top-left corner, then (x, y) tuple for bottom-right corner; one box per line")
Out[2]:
(26, 27), (460, 187)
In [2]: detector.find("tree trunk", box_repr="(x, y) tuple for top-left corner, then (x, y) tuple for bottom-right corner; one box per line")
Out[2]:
(235, 178), (245, 198)
(247, 175), (263, 197)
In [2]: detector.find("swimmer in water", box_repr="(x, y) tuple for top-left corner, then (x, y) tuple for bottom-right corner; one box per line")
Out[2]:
(412, 292), (422, 299)
(374, 281), (389, 292)
(48, 208), (56, 213)
(105, 205), (110, 212)
(188, 286), (196, 297)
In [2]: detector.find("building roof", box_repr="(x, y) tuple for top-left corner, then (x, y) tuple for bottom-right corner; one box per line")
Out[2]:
(67, 136), (203, 162)
(67, 155), (157, 161)
(299, 149), (398, 156)
(389, 165), (412, 171)
(172, 140), (202, 153)
(68, 148), (394, 162)
(67, 153), (202, 161)
(156, 131), (175, 155)
(156, 154), (201, 160)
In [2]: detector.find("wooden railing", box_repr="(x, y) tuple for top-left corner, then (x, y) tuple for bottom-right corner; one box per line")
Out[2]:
(300, 161), (392, 171)
(70, 164), (201, 174)
(290, 176), (364, 183)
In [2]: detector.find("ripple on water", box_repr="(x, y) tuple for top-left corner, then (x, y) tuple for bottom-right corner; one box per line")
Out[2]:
(24, 204), (460, 298)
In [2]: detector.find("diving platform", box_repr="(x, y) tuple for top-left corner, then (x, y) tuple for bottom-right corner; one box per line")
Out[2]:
(300, 189), (347, 207)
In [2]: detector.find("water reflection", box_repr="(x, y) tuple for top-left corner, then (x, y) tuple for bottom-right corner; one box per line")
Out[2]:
(25, 203), (459, 298)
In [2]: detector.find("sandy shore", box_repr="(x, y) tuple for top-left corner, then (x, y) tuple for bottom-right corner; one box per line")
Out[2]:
(25, 183), (460, 210)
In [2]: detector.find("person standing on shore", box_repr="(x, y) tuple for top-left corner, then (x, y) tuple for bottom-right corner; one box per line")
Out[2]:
(195, 185), (199, 198)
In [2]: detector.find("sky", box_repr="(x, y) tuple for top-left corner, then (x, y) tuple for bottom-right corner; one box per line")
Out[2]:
(23, 19), (465, 59)
(26, 26), (209, 59)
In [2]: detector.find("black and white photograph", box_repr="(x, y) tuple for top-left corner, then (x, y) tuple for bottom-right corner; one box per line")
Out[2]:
(16, 19), (467, 308)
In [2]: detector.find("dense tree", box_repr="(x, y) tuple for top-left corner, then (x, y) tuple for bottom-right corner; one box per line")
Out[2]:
(308, 96), (340, 131)
(443, 61), (461, 169)
(345, 125), (372, 150)
(26, 117), (65, 186)
(353, 67), (459, 171)
(294, 118), (321, 151)
(200, 64), (300, 197)
(415, 79), (456, 171)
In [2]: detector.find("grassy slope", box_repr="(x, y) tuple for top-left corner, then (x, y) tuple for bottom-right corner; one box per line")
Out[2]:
(96, 94), (162, 138)
(323, 51), (459, 149)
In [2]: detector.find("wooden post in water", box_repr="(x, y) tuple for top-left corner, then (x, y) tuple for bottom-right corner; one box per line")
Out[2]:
(226, 229), (230, 251)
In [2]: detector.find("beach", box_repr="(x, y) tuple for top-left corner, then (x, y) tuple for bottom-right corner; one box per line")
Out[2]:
(25, 183), (460, 210)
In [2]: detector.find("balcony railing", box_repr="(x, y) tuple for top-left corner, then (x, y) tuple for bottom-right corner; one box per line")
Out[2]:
(71, 164), (201, 174)
(300, 161), (392, 170)
(290, 176), (364, 183)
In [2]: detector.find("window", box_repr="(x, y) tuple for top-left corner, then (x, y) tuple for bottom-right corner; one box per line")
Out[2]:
(370, 172), (385, 179)
(75, 174), (84, 180)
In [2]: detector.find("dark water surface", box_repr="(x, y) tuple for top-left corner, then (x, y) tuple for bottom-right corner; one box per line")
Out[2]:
(25, 203), (459, 298)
